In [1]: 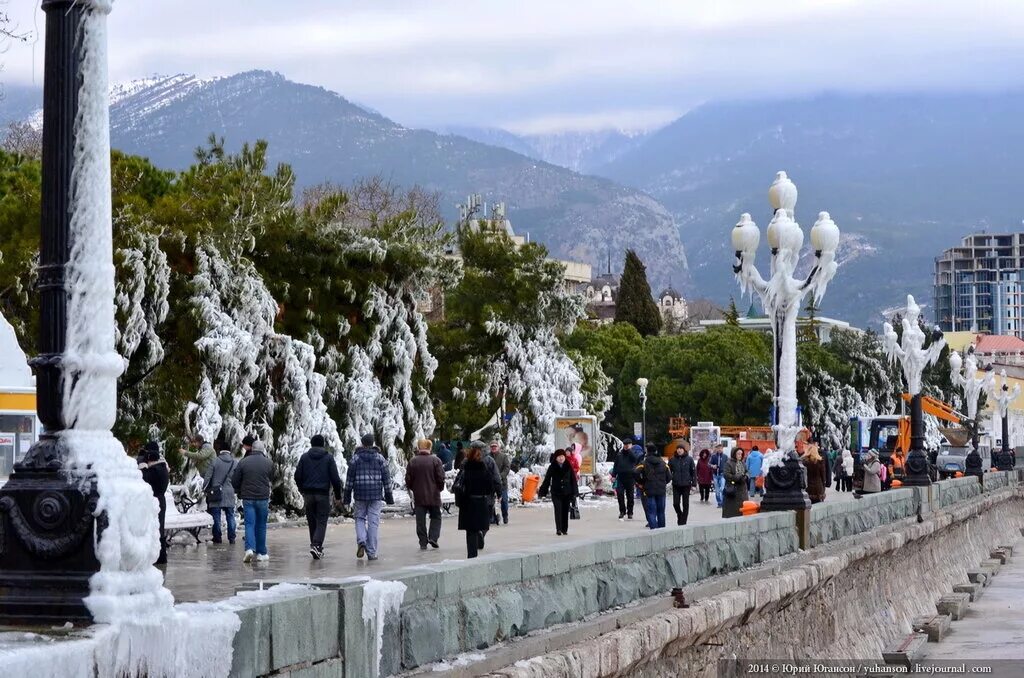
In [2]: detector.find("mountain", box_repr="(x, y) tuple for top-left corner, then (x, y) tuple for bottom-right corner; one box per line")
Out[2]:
(595, 92), (1024, 328)
(446, 126), (647, 174)
(106, 71), (688, 288)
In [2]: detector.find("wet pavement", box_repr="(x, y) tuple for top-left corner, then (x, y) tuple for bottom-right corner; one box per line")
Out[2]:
(161, 489), (860, 603)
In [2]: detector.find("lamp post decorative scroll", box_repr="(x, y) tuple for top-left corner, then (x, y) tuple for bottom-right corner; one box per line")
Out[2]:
(990, 369), (1019, 471)
(882, 295), (945, 486)
(731, 171), (841, 511)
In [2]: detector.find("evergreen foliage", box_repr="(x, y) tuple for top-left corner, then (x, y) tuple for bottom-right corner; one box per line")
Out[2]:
(614, 249), (662, 336)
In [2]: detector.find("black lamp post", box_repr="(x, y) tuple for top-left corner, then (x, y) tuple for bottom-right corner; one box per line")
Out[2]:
(0, 0), (101, 624)
(991, 370), (1019, 472)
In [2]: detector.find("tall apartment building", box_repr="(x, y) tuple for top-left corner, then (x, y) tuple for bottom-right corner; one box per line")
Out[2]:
(934, 233), (1024, 336)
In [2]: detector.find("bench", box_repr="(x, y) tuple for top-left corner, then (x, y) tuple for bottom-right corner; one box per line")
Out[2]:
(441, 490), (456, 514)
(164, 490), (213, 545)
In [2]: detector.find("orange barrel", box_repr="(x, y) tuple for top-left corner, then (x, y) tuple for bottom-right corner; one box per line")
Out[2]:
(521, 474), (541, 503)
(954, 471), (964, 478)
(891, 479), (903, 488)
(740, 500), (759, 516)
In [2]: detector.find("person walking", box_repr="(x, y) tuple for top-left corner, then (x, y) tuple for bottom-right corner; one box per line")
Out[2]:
(344, 434), (393, 561)
(453, 442), (465, 470)
(668, 444), (696, 525)
(406, 438), (445, 550)
(181, 435), (216, 477)
(294, 434), (343, 560)
(436, 440), (454, 471)
(841, 449), (855, 492)
(454, 444), (497, 558)
(710, 444), (727, 508)
(637, 444), (669, 529)
(489, 440), (511, 526)
(232, 438), (273, 563)
(611, 442), (637, 519)
(858, 450), (882, 495)
(745, 445), (764, 497)
(695, 449), (714, 503)
(802, 443), (827, 504)
(140, 441), (170, 565)
(722, 447), (749, 518)
(965, 447), (984, 480)
(538, 449), (579, 536)
(202, 443), (238, 545)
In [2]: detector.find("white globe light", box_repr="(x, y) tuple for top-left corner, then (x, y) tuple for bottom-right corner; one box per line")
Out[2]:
(635, 377), (649, 388)
(949, 350), (963, 374)
(775, 210), (803, 254)
(731, 213), (760, 253)
(809, 211), (840, 253)
(768, 170), (798, 216)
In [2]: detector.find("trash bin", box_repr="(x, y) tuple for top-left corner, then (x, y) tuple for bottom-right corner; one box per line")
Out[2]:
(522, 474), (541, 502)
(740, 500), (759, 516)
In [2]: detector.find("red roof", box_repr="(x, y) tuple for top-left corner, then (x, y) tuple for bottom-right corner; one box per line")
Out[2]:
(974, 334), (1024, 354)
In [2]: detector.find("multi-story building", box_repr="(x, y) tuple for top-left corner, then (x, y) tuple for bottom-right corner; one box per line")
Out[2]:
(934, 233), (1024, 336)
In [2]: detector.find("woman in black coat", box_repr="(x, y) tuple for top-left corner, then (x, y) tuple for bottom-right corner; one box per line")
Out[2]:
(455, 445), (497, 558)
(139, 441), (170, 565)
(538, 449), (579, 536)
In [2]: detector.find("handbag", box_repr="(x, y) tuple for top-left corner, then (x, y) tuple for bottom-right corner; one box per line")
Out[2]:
(204, 458), (234, 504)
(569, 500), (581, 520)
(723, 482), (737, 499)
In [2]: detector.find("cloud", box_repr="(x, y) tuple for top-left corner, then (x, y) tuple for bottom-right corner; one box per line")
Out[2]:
(4, 0), (1024, 133)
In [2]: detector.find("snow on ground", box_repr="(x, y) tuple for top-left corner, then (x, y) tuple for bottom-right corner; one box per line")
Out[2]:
(432, 652), (487, 672)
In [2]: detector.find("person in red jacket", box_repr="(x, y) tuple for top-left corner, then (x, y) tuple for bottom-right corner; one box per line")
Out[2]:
(695, 449), (714, 503)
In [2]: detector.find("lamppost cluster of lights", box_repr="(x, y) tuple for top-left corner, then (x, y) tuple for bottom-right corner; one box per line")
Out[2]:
(948, 346), (993, 455)
(990, 369), (1020, 470)
(731, 171), (841, 510)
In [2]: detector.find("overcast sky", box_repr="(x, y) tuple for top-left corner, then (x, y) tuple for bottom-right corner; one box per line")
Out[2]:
(4, 0), (1024, 134)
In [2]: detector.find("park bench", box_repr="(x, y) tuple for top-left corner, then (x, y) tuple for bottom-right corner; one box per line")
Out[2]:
(164, 489), (212, 545)
(441, 489), (456, 514)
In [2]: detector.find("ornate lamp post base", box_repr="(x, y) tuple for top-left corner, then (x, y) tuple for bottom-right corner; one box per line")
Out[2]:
(759, 455), (811, 512)
(901, 450), (932, 486)
(994, 451), (1015, 472)
(0, 449), (100, 624)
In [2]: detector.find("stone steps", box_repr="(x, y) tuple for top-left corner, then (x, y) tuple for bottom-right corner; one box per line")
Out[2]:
(883, 632), (928, 666)
(912, 614), (952, 642)
(953, 582), (983, 602)
(936, 593), (970, 620)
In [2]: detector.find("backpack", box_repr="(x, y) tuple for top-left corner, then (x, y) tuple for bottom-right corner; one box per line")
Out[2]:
(878, 463), (887, 483)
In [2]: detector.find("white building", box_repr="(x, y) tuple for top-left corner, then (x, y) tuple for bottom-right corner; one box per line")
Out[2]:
(0, 312), (38, 478)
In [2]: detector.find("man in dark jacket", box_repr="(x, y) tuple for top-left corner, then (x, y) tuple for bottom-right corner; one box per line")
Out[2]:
(668, 444), (696, 525)
(203, 444), (238, 544)
(344, 434), (393, 560)
(406, 438), (446, 549)
(140, 441), (170, 565)
(611, 444), (637, 520)
(478, 441), (501, 535)
(489, 440), (511, 525)
(232, 438), (273, 563)
(637, 444), (670, 530)
(294, 434), (342, 560)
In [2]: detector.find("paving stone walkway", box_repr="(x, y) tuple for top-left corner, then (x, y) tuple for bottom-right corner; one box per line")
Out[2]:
(918, 537), (1024, 674)
(161, 489), (859, 603)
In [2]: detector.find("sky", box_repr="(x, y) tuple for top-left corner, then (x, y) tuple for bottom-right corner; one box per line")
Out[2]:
(4, 0), (1024, 134)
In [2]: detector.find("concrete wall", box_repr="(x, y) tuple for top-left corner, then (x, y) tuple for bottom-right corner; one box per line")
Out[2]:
(221, 472), (1020, 677)
(488, 480), (1024, 677)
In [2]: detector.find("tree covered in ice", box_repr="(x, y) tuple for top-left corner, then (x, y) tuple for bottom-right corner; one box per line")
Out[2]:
(0, 142), (455, 507)
(430, 225), (604, 460)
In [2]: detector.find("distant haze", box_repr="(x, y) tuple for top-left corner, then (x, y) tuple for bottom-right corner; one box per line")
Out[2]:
(4, 0), (1024, 134)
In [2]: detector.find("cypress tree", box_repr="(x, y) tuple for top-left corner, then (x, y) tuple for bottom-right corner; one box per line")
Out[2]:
(725, 296), (740, 326)
(614, 249), (662, 336)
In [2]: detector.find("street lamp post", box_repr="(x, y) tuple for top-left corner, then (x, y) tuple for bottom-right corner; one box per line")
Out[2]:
(990, 369), (1020, 471)
(882, 295), (945, 486)
(0, 0), (100, 623)
(949, 347), (993, 456)
(731, 171), (841, 511)
(636, 378), (649, 447)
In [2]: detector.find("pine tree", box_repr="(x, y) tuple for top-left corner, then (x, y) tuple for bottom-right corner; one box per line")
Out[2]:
(615, 249), (662, 337)
(724, 296), (740, 326)
(800, 297), (820, 343)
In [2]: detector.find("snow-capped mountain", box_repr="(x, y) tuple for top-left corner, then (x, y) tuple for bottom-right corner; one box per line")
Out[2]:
(6, 71), (687, 291)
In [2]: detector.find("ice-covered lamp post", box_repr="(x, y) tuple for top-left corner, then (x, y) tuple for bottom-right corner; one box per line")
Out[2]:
(990, 369), (1019, 471)
(731, 171), (840, 511)
(0, 0), (173, 625)
(882, 295), (946, 486)
(948, 347), (993, 456)
(636, 377), (649, 446)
